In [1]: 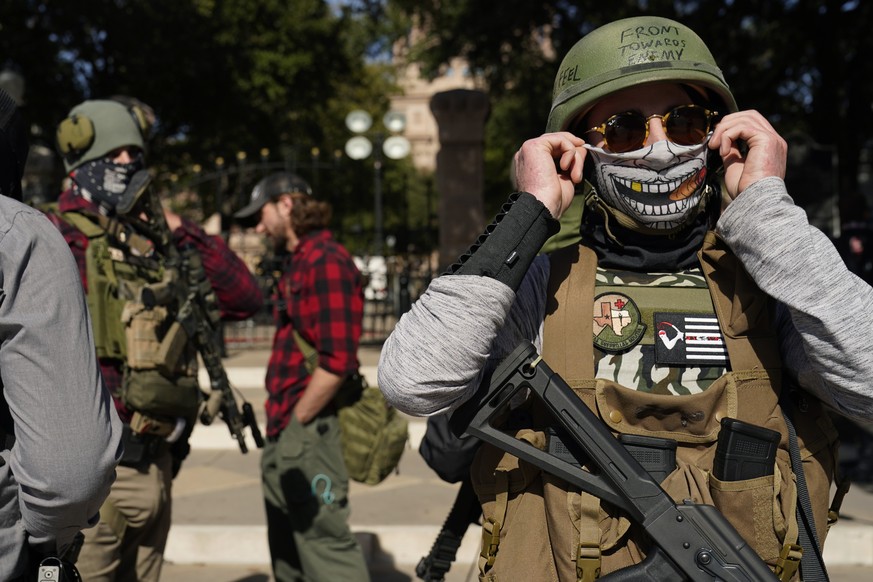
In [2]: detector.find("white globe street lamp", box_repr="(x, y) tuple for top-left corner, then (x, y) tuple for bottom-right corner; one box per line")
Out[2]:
(344, 110), (411, 256)
(344, 110), (373, 134)
(344, 135), (373, 160)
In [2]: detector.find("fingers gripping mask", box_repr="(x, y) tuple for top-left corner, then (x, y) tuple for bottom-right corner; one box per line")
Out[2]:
(584, 138), (711, 232)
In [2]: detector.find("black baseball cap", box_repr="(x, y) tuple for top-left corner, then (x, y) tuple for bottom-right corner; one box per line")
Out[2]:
(234, 172), (312, 219)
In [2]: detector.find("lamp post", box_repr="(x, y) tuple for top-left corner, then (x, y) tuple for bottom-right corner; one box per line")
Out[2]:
(344, 110), (411, 257)
(214, 156), (226, 236)
(310, 147), (321, 191)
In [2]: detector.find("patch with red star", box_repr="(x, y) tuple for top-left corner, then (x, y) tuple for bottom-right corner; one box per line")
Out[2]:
(592, 292), (646, 353)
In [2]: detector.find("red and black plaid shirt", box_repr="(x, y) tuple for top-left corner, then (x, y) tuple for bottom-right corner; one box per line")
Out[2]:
(47, 189), (264, 421)
(266, 229), (363, 437)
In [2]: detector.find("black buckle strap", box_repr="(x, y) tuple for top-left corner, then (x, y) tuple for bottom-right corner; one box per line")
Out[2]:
(119, 424), (169, 467)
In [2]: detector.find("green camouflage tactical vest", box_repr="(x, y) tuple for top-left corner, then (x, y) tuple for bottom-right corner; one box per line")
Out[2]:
(61, 211), (201, 430)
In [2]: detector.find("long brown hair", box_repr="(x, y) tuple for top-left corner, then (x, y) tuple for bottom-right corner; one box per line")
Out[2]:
(289, 192), (332, 237)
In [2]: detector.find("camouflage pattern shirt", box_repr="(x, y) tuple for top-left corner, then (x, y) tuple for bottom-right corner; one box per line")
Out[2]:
(591, 267), (726, 395)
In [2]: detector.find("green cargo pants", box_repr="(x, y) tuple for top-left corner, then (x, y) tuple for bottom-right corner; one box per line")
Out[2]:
(261, 411), (370, 582)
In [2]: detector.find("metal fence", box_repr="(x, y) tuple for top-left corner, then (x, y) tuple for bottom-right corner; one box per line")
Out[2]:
(222, 253), (435, 351)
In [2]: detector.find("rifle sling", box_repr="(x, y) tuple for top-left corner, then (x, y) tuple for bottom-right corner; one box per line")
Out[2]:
(86, 211), (156, 259)
(61, 211), (159, 269)
(781, 394), (830, 581)
(291, 331), (319, 375)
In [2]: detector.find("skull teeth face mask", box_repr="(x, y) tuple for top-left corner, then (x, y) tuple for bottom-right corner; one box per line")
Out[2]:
(584, 137), (712, 231)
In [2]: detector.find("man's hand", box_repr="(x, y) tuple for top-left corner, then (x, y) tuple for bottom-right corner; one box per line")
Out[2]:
(709, 110), (787, 200)
(293, 368), (344, 424)
(514, 132), (587, 219)
(163, 207), (183, 232)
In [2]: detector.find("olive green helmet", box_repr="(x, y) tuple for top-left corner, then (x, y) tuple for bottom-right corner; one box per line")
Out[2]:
(56, 99), (147, 172)
(546, 16), (738, 133)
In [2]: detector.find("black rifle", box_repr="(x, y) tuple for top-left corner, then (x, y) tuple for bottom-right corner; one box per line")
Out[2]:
(121, 175), (264, 453)
(415, 477), (481, 582)
(449, 342), (778, 582)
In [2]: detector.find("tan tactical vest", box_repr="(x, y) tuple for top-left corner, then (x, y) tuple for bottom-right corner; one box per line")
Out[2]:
(470, 232), (840, 582)
(62, 211), (202, 433)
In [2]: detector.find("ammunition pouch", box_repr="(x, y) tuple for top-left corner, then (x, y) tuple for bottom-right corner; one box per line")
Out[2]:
(119, 423), (171, 468)
(122, 369), (201, 420)
(122, 301), (192, 375)
(121, 300), (201, 420)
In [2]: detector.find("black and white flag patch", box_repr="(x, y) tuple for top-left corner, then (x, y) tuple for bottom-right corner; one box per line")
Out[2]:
(653, 312), (728, 366)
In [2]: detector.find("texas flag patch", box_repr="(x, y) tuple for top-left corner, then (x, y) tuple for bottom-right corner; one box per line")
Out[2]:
(653, 312), (728, 366)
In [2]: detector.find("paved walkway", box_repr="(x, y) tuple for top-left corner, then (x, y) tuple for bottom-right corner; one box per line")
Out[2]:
(160, 345), (873, 581)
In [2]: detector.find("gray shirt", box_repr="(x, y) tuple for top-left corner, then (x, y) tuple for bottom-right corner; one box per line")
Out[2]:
(379, 177), (873, 426)
(0, 196), (123, 578)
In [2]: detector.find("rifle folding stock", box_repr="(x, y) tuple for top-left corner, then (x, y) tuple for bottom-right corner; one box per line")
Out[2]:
(449, 342), (778, 582)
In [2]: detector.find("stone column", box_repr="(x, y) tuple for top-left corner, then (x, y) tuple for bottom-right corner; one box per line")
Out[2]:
(430, 89), (490, 270)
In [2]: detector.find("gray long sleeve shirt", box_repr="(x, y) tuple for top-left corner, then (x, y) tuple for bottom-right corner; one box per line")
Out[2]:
(378, 177), (873, 426)
(0, 196), (123, 578)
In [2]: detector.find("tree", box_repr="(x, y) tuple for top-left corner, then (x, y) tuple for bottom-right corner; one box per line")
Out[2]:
(382, 0), (873, 227)
(0, 0), (399, 222)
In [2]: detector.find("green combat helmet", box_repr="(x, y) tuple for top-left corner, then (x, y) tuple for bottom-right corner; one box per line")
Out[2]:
(56, 99), (153, 214)
(546, 15), (738, 133)
(541, 16), (738, 251)
(56, 100), (148, 172)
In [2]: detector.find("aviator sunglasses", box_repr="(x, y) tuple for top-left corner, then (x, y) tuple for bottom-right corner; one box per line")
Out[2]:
(581, 104), (719, 153)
